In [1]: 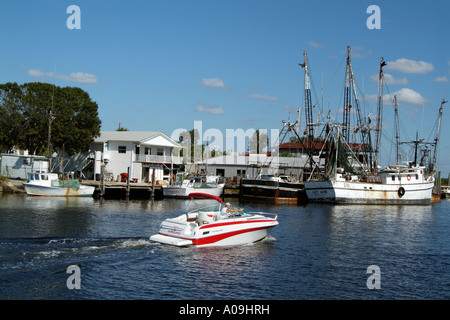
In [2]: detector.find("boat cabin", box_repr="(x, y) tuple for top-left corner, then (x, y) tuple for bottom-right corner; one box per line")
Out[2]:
(28, 172), (59, 187)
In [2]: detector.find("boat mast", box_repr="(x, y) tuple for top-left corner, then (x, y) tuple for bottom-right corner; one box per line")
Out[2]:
(431, 99), (447, 168)
(299, 51), (314, 140)
(342, 46), (352, 143)
(374, 57), (387, 173)
(347, 48), (371, 173)
(394, 95), (400, 165)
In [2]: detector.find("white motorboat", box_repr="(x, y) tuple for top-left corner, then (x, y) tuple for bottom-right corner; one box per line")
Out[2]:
(162, 175), (224, 198)
(150, 193), (278, 247)
(442, 186), (450, 199)
(23, 172), (95, 197)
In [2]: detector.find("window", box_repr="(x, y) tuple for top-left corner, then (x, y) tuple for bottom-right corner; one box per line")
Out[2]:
(391, 176), (395, 181)
(144, 147), (151, 155)
(157, 148), (164, 156)
(118, 146), (127, 153)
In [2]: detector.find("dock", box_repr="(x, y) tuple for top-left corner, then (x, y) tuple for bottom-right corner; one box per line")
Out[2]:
(82, 180), (163, 199)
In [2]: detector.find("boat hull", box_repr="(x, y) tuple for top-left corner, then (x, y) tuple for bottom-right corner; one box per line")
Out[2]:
(162, 185), (224, 198)
(150, 215), (278, 247)
(305, 180), (434, 204)
(24, 183), (95, 197)
(242, 179), (305, 203)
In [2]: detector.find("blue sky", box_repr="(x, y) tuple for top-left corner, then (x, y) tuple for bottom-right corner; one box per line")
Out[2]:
(1, 0), (449, 174)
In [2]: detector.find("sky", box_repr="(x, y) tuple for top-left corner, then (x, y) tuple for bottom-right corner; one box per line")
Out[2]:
(1, 0), (449, 174)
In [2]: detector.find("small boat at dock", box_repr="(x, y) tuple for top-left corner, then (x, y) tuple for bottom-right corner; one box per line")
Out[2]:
(23, 172), (95, 197)
(162, 175), (224, 198)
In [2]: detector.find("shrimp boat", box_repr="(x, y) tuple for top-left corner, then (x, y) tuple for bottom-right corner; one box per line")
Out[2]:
(300, 48), (445, 205)
(150, 193), (278, 247)
(23, 172), (95, 197)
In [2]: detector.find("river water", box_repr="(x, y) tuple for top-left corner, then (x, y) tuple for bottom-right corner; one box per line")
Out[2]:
(0, 193), (449, 301)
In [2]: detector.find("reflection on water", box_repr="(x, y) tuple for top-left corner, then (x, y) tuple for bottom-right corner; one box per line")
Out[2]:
(0, 193), (449, 300)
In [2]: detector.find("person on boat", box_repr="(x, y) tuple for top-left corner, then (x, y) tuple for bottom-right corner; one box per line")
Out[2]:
(218, 203), (242, 219)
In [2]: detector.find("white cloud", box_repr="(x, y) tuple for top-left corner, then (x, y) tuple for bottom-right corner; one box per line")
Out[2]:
(385, 58), (434, 74)
(28, 68), (98, 84)
(365, 88), (427, 106)
(350, 46), (372, 59)
(370, 73), (408, 85)
(309, 41), (325, 48)
(64, 72), (98, 84)
(434, 76), (449, 83)
(27, 69), (45, 77)
(195, 104), (224, 115)
(393, 88), (428, 105)
(201, 78), (226, 88)
(246, 93), (278, 101)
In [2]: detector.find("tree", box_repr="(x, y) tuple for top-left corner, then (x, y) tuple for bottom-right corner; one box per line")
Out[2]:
(249, 129), (269, 154)
(0, 82), (101, 155)
(0, 82), (25, 152)
(178, 128), (203, 162)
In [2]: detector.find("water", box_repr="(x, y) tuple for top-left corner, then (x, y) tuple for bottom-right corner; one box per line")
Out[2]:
(0, 193), (449, 300)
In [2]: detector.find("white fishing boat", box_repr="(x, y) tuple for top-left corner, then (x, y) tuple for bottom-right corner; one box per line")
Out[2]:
(162, 175), (224, 198)
(305, 165), (434, 204)
(302, 50), (444, 205)
(150, 193), (278, 247)
(23, 172), (95, 197)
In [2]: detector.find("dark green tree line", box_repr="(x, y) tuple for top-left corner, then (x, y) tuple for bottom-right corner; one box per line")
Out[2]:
(0, 82), (101, 155)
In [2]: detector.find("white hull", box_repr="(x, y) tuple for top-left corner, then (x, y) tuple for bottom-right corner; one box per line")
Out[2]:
(162, 184), (224, 198)
(305, 167), (434, 204)
(151, 224), (275, 247)
(305, 180), (434, 204)
(150, 203), (278, 247)
(24, 183), (95, 197)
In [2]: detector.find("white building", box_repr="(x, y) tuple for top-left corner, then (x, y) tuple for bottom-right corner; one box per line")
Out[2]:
(192, 153), (319, 179)
(0, 153), (49, 179)
(88, 131), (183, 183)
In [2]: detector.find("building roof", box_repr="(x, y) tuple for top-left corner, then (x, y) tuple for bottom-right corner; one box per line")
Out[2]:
(93, 131), (182, 148)
(94, 131), (160, 143)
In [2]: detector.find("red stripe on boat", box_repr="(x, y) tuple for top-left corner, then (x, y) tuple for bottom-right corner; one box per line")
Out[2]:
(192, 226), (273, 246)
(199, 219), (275, 229)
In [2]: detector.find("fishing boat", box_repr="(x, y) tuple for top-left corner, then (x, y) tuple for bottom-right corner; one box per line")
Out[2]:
(150, 193), (278, 247)
(23, 172), (95, 197)
(303, 49), (444, 205)
(162, 175), (224, 198)
(305, 165), (434, 204)
(241, 175), (305, 203)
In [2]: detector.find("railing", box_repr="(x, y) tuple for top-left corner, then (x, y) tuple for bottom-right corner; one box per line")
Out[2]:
(134, 154), (182, 164)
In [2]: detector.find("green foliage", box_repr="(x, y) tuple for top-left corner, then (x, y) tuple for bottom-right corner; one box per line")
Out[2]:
(0, 82), (101, 155)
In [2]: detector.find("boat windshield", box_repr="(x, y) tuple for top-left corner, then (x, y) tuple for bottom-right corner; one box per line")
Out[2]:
(227, 208), (253, 217)
(188, 205), (253, 217)
(189, 205), (221, 214)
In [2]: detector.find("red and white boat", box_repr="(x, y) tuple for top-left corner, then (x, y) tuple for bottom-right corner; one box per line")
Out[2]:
(150, 193), (278, 247)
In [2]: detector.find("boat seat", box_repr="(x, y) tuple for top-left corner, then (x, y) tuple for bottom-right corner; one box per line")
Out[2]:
(197, 211), (215, 225)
